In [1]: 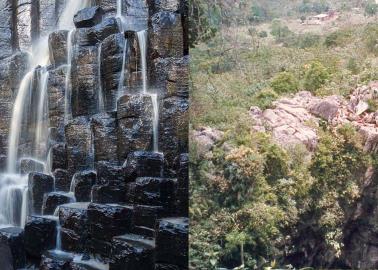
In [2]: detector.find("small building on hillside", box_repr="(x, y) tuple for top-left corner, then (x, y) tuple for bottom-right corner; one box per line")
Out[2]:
(304, 11), (337, 25)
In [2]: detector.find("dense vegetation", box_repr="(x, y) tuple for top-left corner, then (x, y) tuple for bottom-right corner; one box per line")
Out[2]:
(190, 0), (378, 269)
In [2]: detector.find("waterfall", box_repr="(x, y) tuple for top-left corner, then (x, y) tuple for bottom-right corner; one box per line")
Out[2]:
(97, 44), (105, 113)
(151, 94), (159, 152)
(7, 71), (34, 173)
(64, 29), (75, 124)
(137, 30), (148, 94)
(117, 39), (129, 102)
(137, 30), (160, 152)
(35, 70), (50, 159)
(58, 0), (91, 30)
(20, 186), (29, 227)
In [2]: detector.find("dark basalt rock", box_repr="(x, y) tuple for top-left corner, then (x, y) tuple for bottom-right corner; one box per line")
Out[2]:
(74, 6), (105, 28)
(117, 95), (153, 161)
(39, 0), (58, 37)
(0, 52), (29, 153)
(24, 215), (56, 258)
(96, 161), (123, 185)
(110, 234), (155, 270)
(70, 46), (99, 117)
(150, 11), (183, 59)
(159, 97), (188, 168)
(152, 56), (189, 98)
(125, 182), (136, 203)
(122, 151), (164, 182)
(48, 66), (67, 143)
(91, 183), (127, 204)
(75, 17), (119, 47)
(155, 263), (180, 270)
(71, 170), (97, 202)
(53, 169), (70, 192)
(40, 250), (73, 270)
(100, 33), (126, 111)
(147, 0), (182, 13)
(133, 204), (166, 229)
(65, 117), (93, 177)
(58, 203), (90, 252)
(20, 158), (45, 174)
(133, 226), (155, 238)
(42, 192), (74, 215)
(49, 143), (68, 171)
(176, 153), (188, 216)
(0, 0), (15, 60)
(91, 113), (118, 164)
(120, 0), (149, 32)
(49, 30), (69, 67)
(28, 173), (55, 214)
(87, 203), (133, 242)
(155, 217), (188, 267)
(134, 177), (177, 208)
(87, 237), (113, 259)
(0, 227), (26, 269)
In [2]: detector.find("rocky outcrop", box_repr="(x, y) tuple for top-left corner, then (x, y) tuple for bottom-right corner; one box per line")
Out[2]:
(250, 83), (378, 153)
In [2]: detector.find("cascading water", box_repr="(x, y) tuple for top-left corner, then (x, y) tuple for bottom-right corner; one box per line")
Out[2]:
(64, 29), (75, 124)
(137, 30), (159, 152)
(7, 70), (34, 173)
(117, 39), (129, 102)
(35, 70), (50, 159)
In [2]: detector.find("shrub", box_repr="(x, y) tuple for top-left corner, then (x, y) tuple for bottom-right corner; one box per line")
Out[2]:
(365, 2), (378, 16)
(270, 20), (294, 43)
(324, 30), (352, 48)
(259, 31), (268, 38)
(347, 58), (359, 74)
(364, 24), (378, 56)
(252, 88), (278, 110)
(304, 61), (329, 92)
(271, 71), (299, 94)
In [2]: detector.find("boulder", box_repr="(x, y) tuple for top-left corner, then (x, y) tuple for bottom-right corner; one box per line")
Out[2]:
(40, 250), (73, 270)
(43, 192), (74, 215)
(91, 183), (127, 204)
(110, 234), (155, 270)
(96, 161), (123, 185)
(91, 113), (118, 164)
(134, 177), (177, 208)
(155, 217), (188, 267)
(87, 203), (133, 242)
(74, 6), (105, 28)
(122, 151), (165, 182)
(20, 158), (45, 174)
(0, 227), (25, 269)
(58, 203), (90, 252)
(47, 66), (67, 143)
(152, 56), (189, 98)
(71, 171), (97, 202)
(24, 215), (56, 258)
(49, 143), (68, 171)
(49, 30), (69, 67)
(75, 17), (120, 47)
(159, 97), (189, 167)
(53, 169), (71, 192)
(65, 117), (94, 177)
(149, 11), (183, 59)
(28, 173), (54, 214)
(117, 95), (153, 160)
(133, 204), (166, 229)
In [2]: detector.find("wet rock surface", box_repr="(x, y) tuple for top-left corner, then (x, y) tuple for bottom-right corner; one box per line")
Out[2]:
(0, 227), (26, 269)
(74, 6), (105, 28)
(29, 173), (55, 214)
(0, 1), (189, 269)
(24, 216), (56, 258)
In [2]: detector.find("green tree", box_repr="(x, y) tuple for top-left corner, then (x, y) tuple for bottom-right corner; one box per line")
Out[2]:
(271, 71), (299, 94)
(304, 61), (329, 92)
(365, 1), (378, 16)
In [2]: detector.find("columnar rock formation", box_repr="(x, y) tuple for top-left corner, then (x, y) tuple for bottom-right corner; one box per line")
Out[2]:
(0, 0), (189, 269)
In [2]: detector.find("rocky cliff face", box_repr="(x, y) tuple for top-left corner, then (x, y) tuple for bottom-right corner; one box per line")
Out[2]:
(0, 0), (189, 269)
